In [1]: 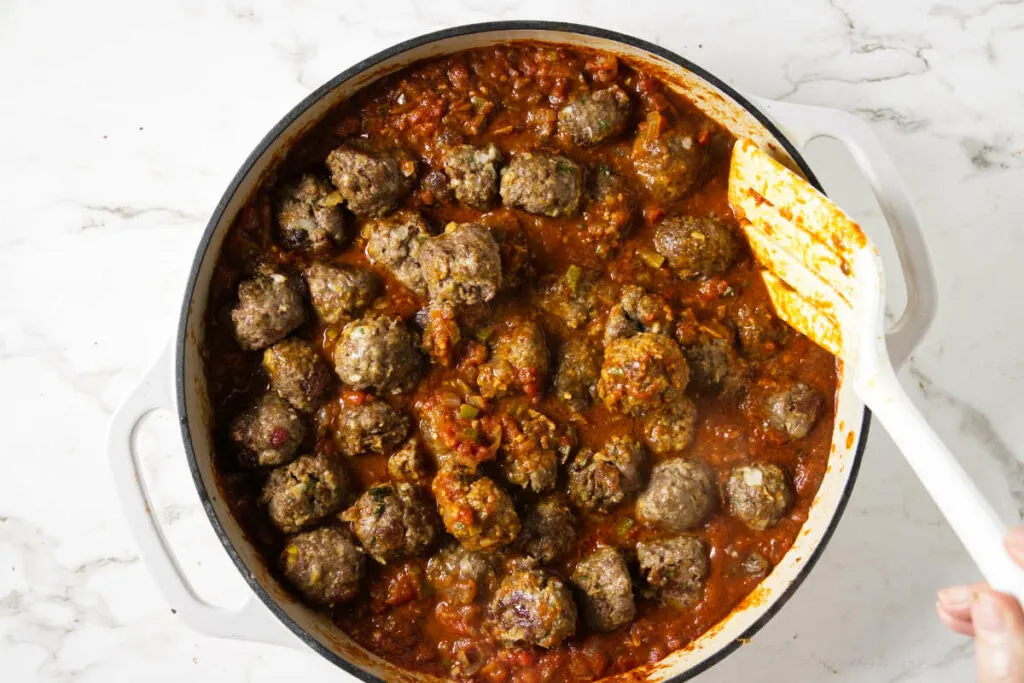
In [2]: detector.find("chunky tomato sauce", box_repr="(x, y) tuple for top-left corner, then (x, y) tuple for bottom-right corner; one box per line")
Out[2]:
(204, 43), (837, 683)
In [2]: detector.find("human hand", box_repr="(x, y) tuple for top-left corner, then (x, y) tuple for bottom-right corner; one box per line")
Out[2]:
(937, 527), (1024, 682)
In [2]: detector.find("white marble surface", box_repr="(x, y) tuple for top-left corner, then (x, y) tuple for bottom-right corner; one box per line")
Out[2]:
(2, 0), (1023, 680)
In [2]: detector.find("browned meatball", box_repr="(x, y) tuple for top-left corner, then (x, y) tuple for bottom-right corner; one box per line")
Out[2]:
(333, 315), (422, 394)
(432, 467), (521, 550)
(535, 266), (613, 331)
(341, 482), (440, 563)
(261, 453), (347, 533)
(262, 338), (332, 412)
(230, 393), (305, 467)
(426, 542), (502, 605)
(477, 317), (549, 399)
(725, 463), (792, 531)
(499, 409), (563, 493)
(326, 144), (414, 217)
(280, 526), (365, 606)
(653, 216), (737, 278)
(332, 399), (409, 456)
(598, 333), (689, 417)
(443, 144), (502, 209)
(518, 497), (577, 565)
(419, 222), (502, 307)
(489, 567), (577, 648)
(636, 458), (717, 532)
(362, 210), (434, 297)
(387, 437), (430, 482)
(632, 112), (706, 203)
(231, 270), (306, 351)
(304, 263), (378, 325)
(765, 382), (823, 440)
(557, 85), (631, 146)
(553, 338), (601, 412)
(275, 174), (345, 253)
(637, 536), (708, 608)
(642, 398), (697, 455)
(603, 285), (673, 345)
(571, 546), (635, 632)
(679, 320), (743, 395)
(568, 435), (645, 512)
(500, 153), (583, 218)
(731, 302), (789, 356)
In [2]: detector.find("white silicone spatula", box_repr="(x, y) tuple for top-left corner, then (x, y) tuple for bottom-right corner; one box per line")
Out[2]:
(729, 138), (1024, 603)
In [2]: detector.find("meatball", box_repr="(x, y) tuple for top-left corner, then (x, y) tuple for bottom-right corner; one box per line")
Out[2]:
(568, 435), (645, 512)
(642, 398), (697, 455)
(426, 542), (502, 605)
(262, 338), (332, 412)
(500, 153), (583, 218)
(535, 266), (613, 331)
(518, 497), (577, 565)
(419, 222), (502, 307)
(581, 167), (634, 256)
(341, 482), (440, 563)
(489, 567), (577, 648)
(557, 85), (632, 146)
(230, 393), (305, 467)
(725, 463), (793, 531)
(281, 526), (365, 606)
(553, 338), (601, 412)
(765, 382), (823, 440)
(499, 409), (562, 493)
(653, 216), (737, 278)
(388, 437), (430, 482)
(571, 546), (635, 632)
(325, 144), (414, 217)
(603, 285), (673, 345)
(680, 319), (742, 394)
(362, 210), (434, 296)
(443, 144), (502, 209)
(333, 399), (410, 456)
(731, 302), (788, 356)
(432, 467), (521, 550)
(636, 458), (717, 532)
(477, 317), (549, 399)
(632, 112), (706, 203)
(333, 315), (422, 394)
(305, 263), (378, 325)
(275, 174), (345, 253)
(261, 453), (347, 533)
(637, 536), (708, 609)
(231, 270), (306, 351)
(598, 333), (690, 417)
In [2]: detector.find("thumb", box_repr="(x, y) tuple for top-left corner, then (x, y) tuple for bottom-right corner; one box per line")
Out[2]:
(973, 591), (1024, 683)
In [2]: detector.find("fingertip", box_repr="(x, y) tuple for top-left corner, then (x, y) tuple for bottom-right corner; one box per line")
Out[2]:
(937, 602), (976, 637)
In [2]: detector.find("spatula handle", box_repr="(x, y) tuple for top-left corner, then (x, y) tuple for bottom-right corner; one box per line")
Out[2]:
(860, 364), (1024, 605)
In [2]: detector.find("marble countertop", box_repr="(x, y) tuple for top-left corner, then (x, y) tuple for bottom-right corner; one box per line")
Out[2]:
(3, 0), (1024, 680)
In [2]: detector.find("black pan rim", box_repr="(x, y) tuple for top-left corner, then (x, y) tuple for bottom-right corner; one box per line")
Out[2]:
(175, 19), (870, 683)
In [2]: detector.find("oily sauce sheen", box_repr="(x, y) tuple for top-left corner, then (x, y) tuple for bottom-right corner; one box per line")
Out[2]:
(204, 43), (837, 683)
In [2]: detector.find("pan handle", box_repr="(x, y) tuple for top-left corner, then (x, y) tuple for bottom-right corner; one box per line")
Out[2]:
(106, 344), (298, 649)
(750, 96), (938, 368)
